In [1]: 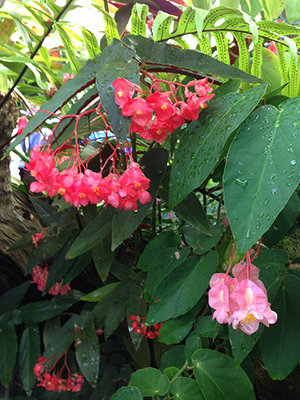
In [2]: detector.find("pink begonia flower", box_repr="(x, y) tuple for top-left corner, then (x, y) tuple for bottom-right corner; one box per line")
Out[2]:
(122, 97), (153, 127)
(232, 262), (260, 282)
(112, 78), (140, 108)
(18, 116), (28, 135)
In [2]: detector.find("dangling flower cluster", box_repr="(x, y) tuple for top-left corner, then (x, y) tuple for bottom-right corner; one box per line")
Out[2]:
(34, 355), (84, 393)
(26, 145), (151, 211)
(208, 243), (277, 335)
(129, 315), (163, 339)
(113, 76), (214, 144)
(31, 265), (71, 296)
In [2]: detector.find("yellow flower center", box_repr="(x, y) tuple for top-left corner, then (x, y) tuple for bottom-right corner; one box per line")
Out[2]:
(58, 187), (66, 195)
(156, 129), (162, 135)
(136, 110), (142, 115)
(118, 91), (123, 97)
(161, 104), (167, 110)
(242, 313), (257, 325)
(79, 193), (86, 199)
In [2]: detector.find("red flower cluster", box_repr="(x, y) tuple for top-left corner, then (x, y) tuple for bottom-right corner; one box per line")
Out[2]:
(208, 244), (277, 335)
(113, 77), (214, 143)
(32, 229), (47, 248)
(26, 145), (151, 210)
(129, 315), (163, 339)
(31, 265), (71, 296)
(34, 355), (84, 393)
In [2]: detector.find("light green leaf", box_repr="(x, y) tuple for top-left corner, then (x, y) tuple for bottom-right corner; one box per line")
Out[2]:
(111, 387), (143, 400)
(286, 0), (300, 23)
(224, 98), (300, 254)
(129, 368), (169, 397)
(170, 377), (204, 400)
(55, 23), (82, 73)
(192, 349), (256, 399)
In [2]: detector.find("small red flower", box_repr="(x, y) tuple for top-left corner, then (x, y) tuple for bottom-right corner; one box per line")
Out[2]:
(17, 116), (28, 136)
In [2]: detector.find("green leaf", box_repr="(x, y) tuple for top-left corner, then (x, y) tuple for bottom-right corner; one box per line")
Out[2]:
(146, 251), (218, 324)
(129, 368), (169, 397)
(93, 4), (120, 44)
(30, 197), (60, 226)
(82, 28), (101, 59)
(18, 296), (78, 323)
(104, 279), (136, 338)
(224, 98), (300, 254)
(19, 324), (40, 395)
(183, 225), (221, 255)
(174, 193), (211, 235)
(192, 349), (256, 400)
(93, 233), (114, 282)
(185, 331), (202, 366)
(158, 313), (195, 345)
(170, 377), (205, 400)
(0, 314), (17, 387)
(81, 282), (120, 302)
(123, 35), (263, 83)
(96, 40), (139, 142)
(0, 282), (30, 314)
(229, 325), (263, 365)
(131, 4), (148, 36)
(261, 47), (281, 94)
(286, 0), (300, 23)
(44, 314), (80, 358)
(75, 312), (100, 386)
(111, 387), (143, 400)
(160, 345), (186, 370)
(259, 274), (300, 379)
(55, 23), (82, 73)
(194, 316), (226, 339)
(263, 192), (300, 248)
(67, 206), (113, 259)
(170, 84), (267, 207)
(112, 148), (168, 250)
(26, 236), (62, 274)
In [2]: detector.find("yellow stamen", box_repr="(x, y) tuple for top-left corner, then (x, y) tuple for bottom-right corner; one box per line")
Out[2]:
(136, 110), (142, 115)
(79, 193), (86, 199)
(118, 91), (123, 97)
(241, 313), (257, 325)
(156, 129), (162, 135)
(134, 182), (141, 188)
(161, 104), (167, 110)
(58, 187), (66, 195)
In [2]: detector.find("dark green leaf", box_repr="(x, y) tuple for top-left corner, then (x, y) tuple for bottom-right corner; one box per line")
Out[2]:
(0, 281), (30, 314)
(158, 313), (195, 345)
(44, 314), (80, 358)
(104, 279), (136, 338)
(75, 312), (100, 386)
(160, 345), (186, 370)
(0, 314), (17, 387)
(96, 40), (139, 141)
(123, 336), (151, 368)
(260, 274), (300, 379)
(93, 233), (114, 282)
(19, 324), (40, 395)
(229, 325), (263, 365)
(170, 377), (204, 400)
(67, 206), (113, 259)
(111, 387), (143, 400)
(174, 193), (211, 235)
(81, 282), (120, 302)
(63, 251), (93, 283)
(123, 35), (263, 83)
(194, 316), (227, 339)
(263, 192), (300, 248)
(224, 98), (300, 254)
(192, 349), (256, 400)
(185, 331), (202, 366)
(129, 368), (169, 397)
(26, 236), (62, 274)
(183, 225), (221, 255)
(170, 84), (267, 206)
(18, 296), (78, 323)
(127, 285), (147, 351)
(147, 251), (218, 324)
(30, 197), (60, 225)
(112, 148), (168, 250)
(254, 249), (289, 267)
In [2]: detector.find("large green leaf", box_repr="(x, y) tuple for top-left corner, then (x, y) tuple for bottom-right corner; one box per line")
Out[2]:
(112, 148), (168, 250)
(67, 206), (113, 259)
(170, 377), (204, 400)
(123, 34), (263, 83)
(111, 387), (143, 400)
(0, 281), (30, 314)
(158, 313), (195, 345)
(183, 225), (221, 255)
(170, 84), (267, 207)
(0, 314), (17, 387)
(93, 233), (114, 282)
(259, 274), (300, 379)
(146, 251), (218, 324)
(129, 368), (169, 397)
(96, 40), (139, 141)
(192, 349), (256, 400)
(19, 324), (40, 395)
(224, 98), (300, 254)
(75, 312), (100, 386)
(286, 0), (300, 23)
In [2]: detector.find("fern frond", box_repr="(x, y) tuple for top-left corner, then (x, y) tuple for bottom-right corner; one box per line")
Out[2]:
(131, 4), (148, 37)
(251, 37), (264, 79)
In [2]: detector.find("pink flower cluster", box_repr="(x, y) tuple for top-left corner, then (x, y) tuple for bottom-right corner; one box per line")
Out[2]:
(113, 77), (214, 144)
(26, 145), (151, 210)
(31, 265), (71, 296)
(208, 249), (277, 335)
(34, 355), (84, 393)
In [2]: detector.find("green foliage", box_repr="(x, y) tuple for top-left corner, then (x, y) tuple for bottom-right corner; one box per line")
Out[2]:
(1, 0), (300, 398)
